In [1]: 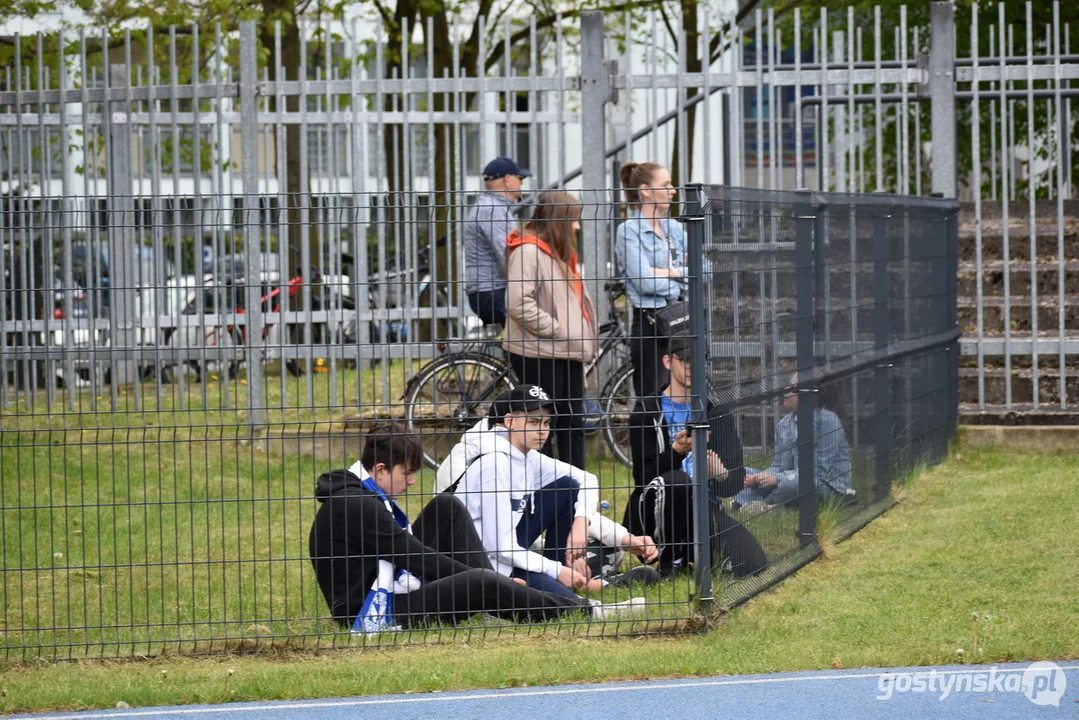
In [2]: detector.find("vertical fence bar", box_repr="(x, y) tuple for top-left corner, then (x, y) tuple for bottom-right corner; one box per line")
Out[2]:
(872, 198), (891, 502)
(998, 7), (1012, 409)
(820, 10), (829, 192)
(874, 7), (883, 192)
(972, 5), (986, 410)
(768, 8), (778, 190)
(929, 2), (957, 198)
(1054, 2), (1067, 407)
(832, 30), (846, 194)
(899, 6), (909, 196)
(754, 10), (763, 189)
(684, 184), (712, 612)
(580, 12), (609, 323)
(795, 192), (817, 548)
(58, 30), (76, 411)
(913, 26), (922, 196)
(990, 28), (998, 202)
(795, 9), (803, 190)
(108, 64), (138, 389)
(1024, 2), (1039, 409)
(239, 22), (264, 430)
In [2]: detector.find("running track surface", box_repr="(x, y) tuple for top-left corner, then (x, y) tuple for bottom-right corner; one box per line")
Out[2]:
(10, 662), (1078, 720)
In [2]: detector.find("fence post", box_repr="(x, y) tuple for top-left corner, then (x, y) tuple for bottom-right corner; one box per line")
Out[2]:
(108, 64), (139, 389)
(795, 194), (817, 548)
(684, 183), (712, 613)
(580, 11), (610, 323)
(239, 22), (265, 432)
(929, 2), (957, 198)
(872, 200), (892, 500)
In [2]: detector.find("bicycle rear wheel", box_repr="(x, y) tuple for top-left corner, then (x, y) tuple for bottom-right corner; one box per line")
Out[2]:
(404, 353), (516, 469)
(600, 361), (635, 468)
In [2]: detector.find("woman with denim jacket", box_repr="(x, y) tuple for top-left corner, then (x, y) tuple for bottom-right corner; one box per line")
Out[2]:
(614, 162), (687, 400)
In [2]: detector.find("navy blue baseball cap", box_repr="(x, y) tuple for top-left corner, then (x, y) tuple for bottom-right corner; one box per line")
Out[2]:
(482, 156), (531, 180)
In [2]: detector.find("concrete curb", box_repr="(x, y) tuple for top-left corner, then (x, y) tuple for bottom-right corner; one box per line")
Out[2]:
(960, 425), (1079, 452)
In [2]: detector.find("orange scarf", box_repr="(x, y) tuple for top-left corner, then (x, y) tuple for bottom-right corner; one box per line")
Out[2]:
(506, 230), (590, 323)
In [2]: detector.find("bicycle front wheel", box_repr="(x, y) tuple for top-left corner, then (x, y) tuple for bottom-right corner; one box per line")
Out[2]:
(600, 361), (635, 468)
(404, 353), (516, 469)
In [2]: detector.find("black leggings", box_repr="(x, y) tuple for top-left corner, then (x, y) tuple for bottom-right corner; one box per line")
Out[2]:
(630, 308), (669, 400)
(507, 353), (586, 470)
(394, 494), (589, 627)
(624, 470), (768, 579)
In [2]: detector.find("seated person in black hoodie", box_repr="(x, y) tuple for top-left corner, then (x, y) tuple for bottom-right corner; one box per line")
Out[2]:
(309, 423), (644, 632)
(623, 333), (768, 578)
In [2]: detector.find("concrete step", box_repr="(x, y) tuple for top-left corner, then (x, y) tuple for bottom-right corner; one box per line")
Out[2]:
(958, 232), (1079, 262)
(959, 366), (1079, 406)
(956, 260), (1079, 297)
(958, 295), (1079, 334)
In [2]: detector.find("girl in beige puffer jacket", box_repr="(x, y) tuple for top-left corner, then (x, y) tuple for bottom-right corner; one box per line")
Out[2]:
(504, 191), (597, 470)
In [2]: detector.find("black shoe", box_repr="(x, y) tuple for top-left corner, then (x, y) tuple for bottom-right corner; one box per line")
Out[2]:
(606, 565), (661, 588)
(658, 556), (687, 579)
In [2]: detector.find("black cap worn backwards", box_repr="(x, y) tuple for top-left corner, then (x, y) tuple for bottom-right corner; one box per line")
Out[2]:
(488, 384), (554, 424)
(667, 332), (692, 360)
(482, 156), (531, 180)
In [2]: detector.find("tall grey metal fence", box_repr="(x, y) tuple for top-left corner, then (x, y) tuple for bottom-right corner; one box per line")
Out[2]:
(2, 3), (1072, 418)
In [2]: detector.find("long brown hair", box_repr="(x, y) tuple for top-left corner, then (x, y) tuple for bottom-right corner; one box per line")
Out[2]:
(620, 161), (665, 208)
(519, 190), (582, 274)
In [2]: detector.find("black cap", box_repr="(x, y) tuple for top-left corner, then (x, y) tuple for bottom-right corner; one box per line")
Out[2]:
(482, 156), (531, 180)
(667, 332), (692, 359)
(488, 384), (554, 423)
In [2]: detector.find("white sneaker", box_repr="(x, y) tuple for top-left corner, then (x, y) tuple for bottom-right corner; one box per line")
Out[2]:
(590, 596), (646, 621)
(738, 501), (771, 518)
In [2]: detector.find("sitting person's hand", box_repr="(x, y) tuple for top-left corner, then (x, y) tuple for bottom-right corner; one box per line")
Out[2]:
(705, 449), (728, 480)
(671, 428), (692, 455)
(558, 565), (589, 590)
(622, 534), (659, 564)
(572, 556), (593, 582)
(512, 577), (527, 586)
(565, 516), (589, 565)
(749, 472), (778, 490)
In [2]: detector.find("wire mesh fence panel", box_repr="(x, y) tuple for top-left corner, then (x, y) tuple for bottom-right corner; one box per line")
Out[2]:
(692, 185), (958, 608)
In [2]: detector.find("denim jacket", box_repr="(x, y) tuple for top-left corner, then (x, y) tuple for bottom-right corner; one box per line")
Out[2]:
(766, 409), (852, 494)
(614, 211), (687, 309)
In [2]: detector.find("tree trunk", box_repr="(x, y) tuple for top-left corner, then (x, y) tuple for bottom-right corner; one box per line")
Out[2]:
(260, 1), (321, 361)
(670, 3), (701, 191)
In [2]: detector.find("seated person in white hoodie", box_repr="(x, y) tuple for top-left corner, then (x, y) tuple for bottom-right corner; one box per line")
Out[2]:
(454, 385), (658, 599)
(438, 392), (659, 586)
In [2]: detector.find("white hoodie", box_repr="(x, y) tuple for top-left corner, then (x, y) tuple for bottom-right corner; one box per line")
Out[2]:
(437, 419), (631, 549)
(459, 426), (600, 579)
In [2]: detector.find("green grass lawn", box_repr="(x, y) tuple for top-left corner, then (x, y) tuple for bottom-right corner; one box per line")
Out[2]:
(1, 443), (1076, 714)
(0, 359), (415, 436)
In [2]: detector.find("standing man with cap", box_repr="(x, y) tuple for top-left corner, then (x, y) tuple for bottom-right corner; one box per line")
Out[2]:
(463, 157), (530, 326)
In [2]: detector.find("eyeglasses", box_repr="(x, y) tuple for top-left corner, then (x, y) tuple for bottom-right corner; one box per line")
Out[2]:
(672, 354), (690, 368)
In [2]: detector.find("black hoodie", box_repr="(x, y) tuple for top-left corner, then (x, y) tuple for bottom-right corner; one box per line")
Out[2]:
(308, 469), (470, 626)
(626, 390), (746, 500)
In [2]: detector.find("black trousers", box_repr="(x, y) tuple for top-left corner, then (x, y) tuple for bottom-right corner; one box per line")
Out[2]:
(394, 494), (589, 627)
(466, 289), (507, 326)
(630, 308), (669, 400)
(623, 470), (768, 579)
(507, 353), (586, 470)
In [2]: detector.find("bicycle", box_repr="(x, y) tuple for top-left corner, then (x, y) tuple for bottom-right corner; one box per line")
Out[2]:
(402, 281), (636, 470)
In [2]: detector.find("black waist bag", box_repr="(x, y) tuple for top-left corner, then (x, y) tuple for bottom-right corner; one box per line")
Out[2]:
(651, 301), (690, 337)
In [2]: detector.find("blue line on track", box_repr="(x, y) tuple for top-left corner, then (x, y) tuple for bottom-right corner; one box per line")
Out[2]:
(10, 662), (1078, 720)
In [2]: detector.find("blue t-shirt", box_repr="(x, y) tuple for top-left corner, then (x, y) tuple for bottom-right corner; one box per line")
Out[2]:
(660, 394), (694, 477)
